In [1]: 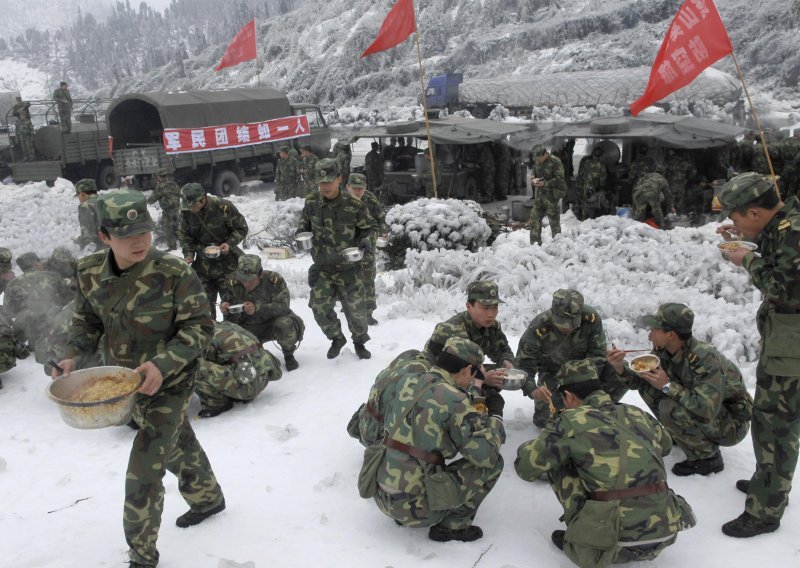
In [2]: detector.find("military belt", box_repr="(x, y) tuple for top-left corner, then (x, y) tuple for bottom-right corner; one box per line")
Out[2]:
(366, 400), (383, 423)
(229, 343), (261, 364)
(384, 438), (445, 466)
(590, 480), (668, 501)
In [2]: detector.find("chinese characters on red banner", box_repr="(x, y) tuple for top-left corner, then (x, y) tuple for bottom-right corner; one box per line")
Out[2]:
(630, 0), (732, 116)
(162, 115), (310, 155)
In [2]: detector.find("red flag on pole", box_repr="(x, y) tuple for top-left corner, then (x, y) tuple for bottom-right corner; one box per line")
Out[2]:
(360, 0), (417, 58)
(630, 0), (732, 116)
(215, 18), (257, 71)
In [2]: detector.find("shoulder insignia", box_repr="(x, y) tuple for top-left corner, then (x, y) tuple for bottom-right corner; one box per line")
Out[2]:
(583, 312), (596, 323)
(76, 252), (105, 270)
(687, 352), (698, 364)
(535, 327), (546, 338)
(778, 219), (791, 231)
(152, 255), (188, 277)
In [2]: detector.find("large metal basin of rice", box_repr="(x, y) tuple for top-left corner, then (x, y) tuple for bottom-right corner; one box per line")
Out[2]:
(47, 366), (142, 429)
(501, 369), (528, 391)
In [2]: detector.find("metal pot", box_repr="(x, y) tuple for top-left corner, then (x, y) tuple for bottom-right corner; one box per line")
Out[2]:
(296, 232), (313, 251)
(342, 247), (364, 262)
(501, 368), (528, 391)
(718, 240), (757, 252)
(228, 303), (244, 314)
(204, 245), (221, 259)
(376, 236), (388, 249)
(47, 366), (143, 429)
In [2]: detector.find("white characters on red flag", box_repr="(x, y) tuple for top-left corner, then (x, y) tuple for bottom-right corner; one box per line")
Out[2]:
(162, 115), (310, 155)
(630, 0), (732, 116)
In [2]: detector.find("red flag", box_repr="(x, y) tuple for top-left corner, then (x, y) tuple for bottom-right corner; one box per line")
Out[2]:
(215, 18), (257, 71)
(360, 0), (417, 58)
(630, 0), (732, 116)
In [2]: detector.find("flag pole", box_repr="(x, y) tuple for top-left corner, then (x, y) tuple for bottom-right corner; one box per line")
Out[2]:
(254, 18), (261, 86)
(414, 29), (437, 199)
(730, 51), (779, 197)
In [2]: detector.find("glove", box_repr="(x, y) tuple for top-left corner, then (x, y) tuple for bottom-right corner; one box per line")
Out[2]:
(485, 391), (505, 419)
(359, 238), (372, 254)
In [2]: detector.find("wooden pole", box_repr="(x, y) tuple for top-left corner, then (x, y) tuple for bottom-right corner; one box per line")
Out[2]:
(731, 51), (779, 197)
(254, 18), (261, 87)
(414, 29), (438, 199)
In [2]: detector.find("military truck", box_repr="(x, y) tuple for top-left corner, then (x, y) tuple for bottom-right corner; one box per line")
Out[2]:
(3, 98), (116, 187)
(107, 87), (330, 195)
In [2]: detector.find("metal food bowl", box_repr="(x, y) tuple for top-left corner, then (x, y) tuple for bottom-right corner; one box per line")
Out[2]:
(501, 368), (528, 391)
(630, 355), (660, 374)
(342, 247), (364, 262)
(296, 232), (313, 251)
(717, 240), (758, 252)
(228, 303), (244, 314)
(376, 237), (388, 249)
(47, 366), (143, 429)
(204, 245), (221, 258)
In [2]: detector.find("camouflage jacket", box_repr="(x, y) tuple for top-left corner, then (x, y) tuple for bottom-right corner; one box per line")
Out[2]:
(619, 337), (753, 420)
(147, 180), (181, 209)
(627, 156), (655, 185)
(52, 88), (72, 109)
(361, 190), (387, 235)
(179, 195), (248, 267)
(378, 366), (505, 495)
(533, 154), (567, 199)
(298, 154), (318, 189)
(423, 310), (515, 366)
(296, 190), (375, 271)
(15, 117), (34, 137)
(665, 154), (697, 191)
(515, 306), (606, 395)
(200, 321), (282, 384)
(0, 306), (27, 374)
(276, 155), (299, 187)
(65, 247), (213, 391)
(633, 172), (673, 224)
(515, 391), (680, 539)
(576, 156), (607, 193)
(3, 271), (73, 344)
(364, 150), (384, 186)
(221, 270), (293, 324)
(77, 195), (104, 249)
(33, 300), (101, 376)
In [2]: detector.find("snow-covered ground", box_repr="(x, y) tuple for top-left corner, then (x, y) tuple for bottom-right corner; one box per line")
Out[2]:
(0, 179), (797, 568)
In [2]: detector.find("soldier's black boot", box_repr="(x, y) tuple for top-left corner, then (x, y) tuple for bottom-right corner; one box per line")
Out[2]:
(551, 530), (565, 550)
(367, 313), (379, 326)
(736, 479), (750, 494)
(327, 336), (347, 359)
(354, 343), (372, 360)
(198, 400), (234, 418)
(428, 524), (483, 542)
(722, 512), (780, 538)
(672, 451), (724, 476)
(283, 350), (299, 371)
(176, 498), (226, 528)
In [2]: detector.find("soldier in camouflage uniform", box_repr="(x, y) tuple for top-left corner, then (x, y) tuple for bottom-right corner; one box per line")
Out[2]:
(274, 146), (299, 201)
(15, 251), (43, 273)
(54, 190), (225, 568)
(0, 248), (15, 296)
(44, 246), (77, 285)
(516, 289), (624, 428)
(194, 321), (283, 418)
(716, 172), (800, 538)
(33, 300), (102, 377)
(664, 149), (697, 214)
(74, 178), (105, 251)
(575, 147), (608, 220)
(779, 132), (800, 199)
(608, 304), (752, 476)
(52, 81), (73, 133)
(179, 182), (248, 310)
(477, 143), (495, 203)
(632, 169), (674, 229)
(146, 167), (181, 250)
(529, 145), (567, 245)
(0, 305), (30, 389)
(296, 158), (375, 360)
(372, 337), (505, 542)
(627, 145), (655, 187)
(364, 141), (384, 193)
(14, 105), (36, 161)
(422, 281), (515, 387)
(333, 140), (352, 190)
(220, 254), (304, 371)
(297, 144), (319, 196)
(515, 359), (694, 567)
(494, 142), (510, 200)
(346, 173), (386, 326)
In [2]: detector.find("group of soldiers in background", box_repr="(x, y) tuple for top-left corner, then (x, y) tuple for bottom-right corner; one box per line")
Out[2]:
(8, 80), (74, 163)
(275, 143), (320, 200)
(731, 129), (800, 200)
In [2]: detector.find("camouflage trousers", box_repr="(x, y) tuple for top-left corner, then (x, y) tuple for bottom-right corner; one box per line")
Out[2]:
(125, 380), (224, 566)
(195, 352), (282, 409)
(375, 456), (503, 529)
(529, 195), (561, 245)
(18, 133), (35, 161)
(57, 105), (72, 133)
(195, 256), (238, 311)
(362, 254), (377, 313)
(632, 196), (665, 228)
(239, 313), (304, 352)
(744, 362), (800, 523)
(308, 265), (369, 344)
(155, 210), (180, 250)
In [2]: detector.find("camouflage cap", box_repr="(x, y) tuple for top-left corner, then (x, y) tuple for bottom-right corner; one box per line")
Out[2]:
(347, 173), (367, 189)
(180, 183), (206, 210)
(556, 359), (601, 389)
(279, 145), (290, 153)
(532, 145), (547, 157)
(551, 289), (584, 329)
(641, 303), (694, 335)
(156, 167), (172, 176)
(315, 158), (340, 183)
(716, 172), (775, 217)
(47, 246), (76, 275)
(0, 247), (11, 270)
(442, 337), (485, 378)
(467, 280), (503, 306)
(300, 143), (313, 151)
(97, 189), (155, 238)
(16, 252), (41, 272)
(75, 178), (97, 194)
(236, 254), (263, 281)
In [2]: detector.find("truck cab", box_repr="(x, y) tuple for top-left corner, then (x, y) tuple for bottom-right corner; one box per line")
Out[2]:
(425, 73), (463, 114)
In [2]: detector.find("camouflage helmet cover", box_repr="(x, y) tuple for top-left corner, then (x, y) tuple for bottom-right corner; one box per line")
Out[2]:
(716, 172), (775, 217)
(180, 183), (206, 210)
(641, 303), (694, 335)
(532, 145), (547, 157)
(556, 359), (601, 389)
(75, 178), (97, 194)
(0, 247), (12, 270)
(97, 189), (155, 238)
(467, 280), (503, 306)
(347, 173), (367, 189)
(16, 252), (41, 272)
(442, 337), (485, 379)
(551, 289), (584, 329)
(236, 254), (263, 281)
(315, 158), (340, 183)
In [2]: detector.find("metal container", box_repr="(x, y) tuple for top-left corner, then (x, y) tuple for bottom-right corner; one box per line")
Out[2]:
(228, 303), (244, 314)
(296, 232), (313, 251)
(630, 355), (660, 374)
(204, 245), (221, 259)
(47, 366), (143, 429)
(718, 240), (757, 252)
(376, 236), (388, 249)
(501, 369), (528, 391)
(511, 199), (532, 222)
(342, 247), (364, 262)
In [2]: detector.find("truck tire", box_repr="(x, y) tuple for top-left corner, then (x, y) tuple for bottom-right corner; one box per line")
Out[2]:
(212, 170), (240, 196)
(470, 106), (487, 119)
(97, 164), (117, 190)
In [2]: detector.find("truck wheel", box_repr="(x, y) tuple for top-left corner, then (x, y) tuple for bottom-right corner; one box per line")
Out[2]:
(470, 106), (487, 119)
(212, 170), (241, 196)
(97, 164), (117, 189)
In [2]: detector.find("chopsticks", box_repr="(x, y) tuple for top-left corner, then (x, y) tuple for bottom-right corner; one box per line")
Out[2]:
(621, 348), (651, 353)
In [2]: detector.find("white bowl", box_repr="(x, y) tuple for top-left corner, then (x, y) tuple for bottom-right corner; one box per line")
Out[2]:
(228, 303), (244, 314)
(630, 355), (660, 374)
(204, 245), (221, 258)
(376, 237), (388, 249)
(342, 247), (364, 262)
(717, 240), (758, 252)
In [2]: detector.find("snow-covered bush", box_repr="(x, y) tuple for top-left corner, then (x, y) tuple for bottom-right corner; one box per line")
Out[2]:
(488, 104), (509, 121)
(383, 198), (492, 269)
(237, 197), (304, 250)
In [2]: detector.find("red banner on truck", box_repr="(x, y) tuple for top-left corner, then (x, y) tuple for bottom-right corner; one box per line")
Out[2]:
(162, 114), (310, 155)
